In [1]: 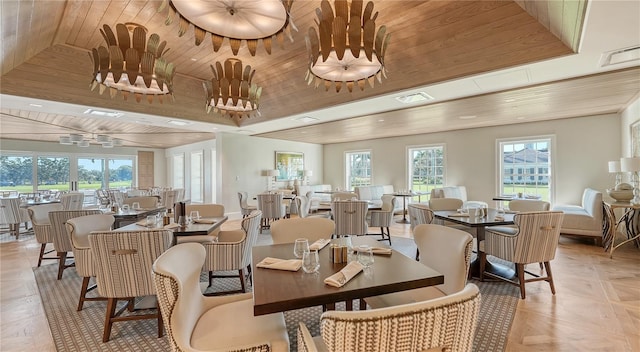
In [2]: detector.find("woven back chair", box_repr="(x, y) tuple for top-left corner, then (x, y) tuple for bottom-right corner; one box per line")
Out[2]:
(480, 211), (564, 299)
(65, 214), (114, 311)
(202, 210), (262, 293)
(89, 229), (173, 342)
(152, 242), (289, 352)
(27, 203), (63, 266)
(61, 192), (84, 210)
(161, 190), (178, 210)
(331, 200), (369, 237)
(48, 209), (102, 279)
(0, 198), (30, 239)
(367, 195), (396, 244)
(298, 283), (481, 352)
(271, 217), (335, 244)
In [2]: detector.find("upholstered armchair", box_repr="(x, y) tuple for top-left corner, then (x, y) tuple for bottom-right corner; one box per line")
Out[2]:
(0, 197), (30, 239)
(256, 193), (286, 232)
(160, 189), (178, 210)
(123, 196), (159, 208)
(480, 211), (564, 299)
(366, 224), (473, 309)
(367, 194), (396, 244)
(153, 242), (289, 352)
(271, 217), (335, 244)
(202, 210), (261, 293)
(237, 191), (257, 218)
(65, 214), (114, 311)
(331, 200), (369, 237)
(551, 188), (603, 245)
(27, 203), (63, 266)
(298, 283), (481, 352)
(407, 203), (434, 260)
(49, 209), (102, 279)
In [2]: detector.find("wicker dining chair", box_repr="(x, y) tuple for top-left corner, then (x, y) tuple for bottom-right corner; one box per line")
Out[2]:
(60, 192), (84, 210)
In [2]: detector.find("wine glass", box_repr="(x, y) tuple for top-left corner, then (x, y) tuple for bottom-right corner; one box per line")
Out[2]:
(357, 245), (374, 268)
(189, 210), (200, 223)
(302, 250), (320, 273)
(293, 238), (309, 259)
(131, 202), (140, 210)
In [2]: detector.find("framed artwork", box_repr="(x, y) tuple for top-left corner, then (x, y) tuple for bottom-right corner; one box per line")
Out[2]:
(275, 151), (304, 181)
(632, 120), (640, 157)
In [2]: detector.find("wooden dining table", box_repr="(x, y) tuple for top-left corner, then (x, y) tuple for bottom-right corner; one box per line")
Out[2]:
(251, 236), (443, 316)
(118, 216), (227, 245)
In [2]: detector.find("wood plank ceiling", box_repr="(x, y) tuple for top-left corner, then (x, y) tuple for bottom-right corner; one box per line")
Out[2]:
(1, 0), (620, 148)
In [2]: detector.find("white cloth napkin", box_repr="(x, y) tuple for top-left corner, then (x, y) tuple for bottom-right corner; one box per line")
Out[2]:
(256, 257), (302, 271)
(193, 218), (216, 224)
(309, 238), (331, 251)
(353, 246), (392, 255)
(494, 216), (505, 221)
(448, 213), (470, 217)
(324, 261), (364, 287)
(164, 223), (180, 229)
(135, 220), (155, 227)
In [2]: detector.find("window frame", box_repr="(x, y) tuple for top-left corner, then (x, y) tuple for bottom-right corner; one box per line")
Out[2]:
(344, 150), (372, 191)
(407, 144), (446, 199)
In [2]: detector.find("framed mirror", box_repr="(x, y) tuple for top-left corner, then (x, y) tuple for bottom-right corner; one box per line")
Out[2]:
(275, 151), (304, 181)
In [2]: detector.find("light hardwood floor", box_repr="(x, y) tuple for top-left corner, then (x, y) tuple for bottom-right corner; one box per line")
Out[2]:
(1, 216), (638, 351)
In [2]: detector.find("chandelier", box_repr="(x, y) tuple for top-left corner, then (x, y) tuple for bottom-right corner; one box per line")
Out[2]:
(59, 134), (124, 148)
(159, 0), (296, 56)
(203, 58), (262, 119)
(89, 23), (176, 103)
(305, 0), (390, 93)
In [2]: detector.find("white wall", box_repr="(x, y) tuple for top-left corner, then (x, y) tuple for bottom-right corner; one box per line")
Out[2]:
(621, 96), (640, 159)
(323, 114), (621, 206)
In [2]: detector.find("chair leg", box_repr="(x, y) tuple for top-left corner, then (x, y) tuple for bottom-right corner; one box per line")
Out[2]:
(57, 252), (67, 280)
(103, 298), (117, 343)
(478, 251), (487, 281)
(208, 271), (213, 287)
(238, 268), (246, 292)
(516, 263), (526, 299)
(78, 276), (91, 311)
(544, 261), (556, 295)
(415, 248), (420, 261)
(37, 243), (47, 267)
(246, 264), (252, 286)
(157, 300), (164, 338)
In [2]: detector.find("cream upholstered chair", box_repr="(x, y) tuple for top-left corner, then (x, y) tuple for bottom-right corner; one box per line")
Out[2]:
(89, 229), (173, 342)
(202, 210), (262, 293)
(305, 191), (321, 213)
(298, 283), (481, 352)
(331, 200), (369, 237)
(237, 191), (257, 218)
(0, 198), (30, 239)
(65, 214), (115, 311)
(551, 188), (603, 245)
(509, 199), (551, 212)
(28, 203), (63, 266)
(366, 224), (473, 309)
(271, 217), (335, 244)
(295, 195), (330, 219)
(60, 192), (84, 210)
(161, 189), (178, 210)
(367, 194), (396, 244)
(179, 203), (225, 243)
(256, 193), (286, 232)
(123, 196), (158, 208)
(479, 211), (564, 299)
(407, 203), (434, 260)
(49, 209), (102, 279)
(153, 242), (289, 352)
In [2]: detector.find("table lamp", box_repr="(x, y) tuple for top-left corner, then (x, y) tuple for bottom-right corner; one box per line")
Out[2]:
(303, 170), (313, 186)
(621, 157), (640, 204)
(608, 160), (622, 188)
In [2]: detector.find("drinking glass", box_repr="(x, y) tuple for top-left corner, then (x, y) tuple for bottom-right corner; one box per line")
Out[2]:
(189, 210), (200, 223)
(146, 215), (156, 226)
(302, 250), (320, 273)
(293, 238), (309, 259)
(131, 202), (140, 210)
(121, 204), (130, 212)
(357, 245), (374, 268)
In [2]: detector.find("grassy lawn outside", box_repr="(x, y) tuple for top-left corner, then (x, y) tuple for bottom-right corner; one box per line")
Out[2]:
(409, 183), (550, 202)
(0, 181), (132, 194)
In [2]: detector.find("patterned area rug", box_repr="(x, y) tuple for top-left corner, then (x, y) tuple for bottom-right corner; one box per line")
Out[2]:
(0, 226), (34, 243)
(34, 235), (519, 351)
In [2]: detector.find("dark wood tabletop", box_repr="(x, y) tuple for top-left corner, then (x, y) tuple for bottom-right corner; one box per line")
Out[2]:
(118, 216), (227, 238)
(251, 236), (444, 316)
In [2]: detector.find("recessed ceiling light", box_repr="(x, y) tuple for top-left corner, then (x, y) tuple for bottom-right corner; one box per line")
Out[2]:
(458, 115), (477, 120)
(516, 116), (526, 120)
(504, 99), (516, 103)
(190, 58), (197, 61)
(83, 108), (124, 118)
(378, 119), (385, 122)
(293, 116), (319, 123)
(29, 103), (43, 107)
(168, 120), (191, 126)
(395, 92), (434, 104)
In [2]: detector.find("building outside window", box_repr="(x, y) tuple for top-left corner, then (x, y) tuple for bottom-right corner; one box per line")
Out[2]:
(345, 151), (371, 190)
(498, 137), (553, 201)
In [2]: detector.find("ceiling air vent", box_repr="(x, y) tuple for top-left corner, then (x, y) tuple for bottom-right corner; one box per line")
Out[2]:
(394, 92), (434, 104)
(83, 108), (124, 118)
(293, 116), (319, 123)
(601, 46), (640, 67)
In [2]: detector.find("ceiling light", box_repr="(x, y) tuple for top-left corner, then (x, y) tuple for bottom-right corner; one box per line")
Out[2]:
(69, 133), (84, 143)
(29, 103), (43, 107)
(78, 140), (90, 147)
(168, 120), (190, 126)
(504, 98), (517, 103)
(159, 0), (296, 56)
(89, 23), (176, 103)
(96, 134), (112, 143)
(83, 108), (125, 118)
(395, 92), (434, 104)
(59, 136), (73, 145)
(293, 116), (319, 123)
(305, 0), (390, 93)
(59, 133), (123, 148)
(112, 138), (124, 147)
(204, 58), (262, 119)
(458, 115), (477, 120)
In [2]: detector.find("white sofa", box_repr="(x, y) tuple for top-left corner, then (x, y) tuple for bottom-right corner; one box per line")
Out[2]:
(551, 188), (603, 244)
(296, 184), (332, 211)
(354, 185), (403, 213)
(430, 186), (487, 209)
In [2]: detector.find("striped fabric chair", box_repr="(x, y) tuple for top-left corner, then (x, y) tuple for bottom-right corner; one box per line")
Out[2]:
(60, 192), (84, 210)
(257, 193), (286, 232)
(65, 214), (114, 311)
(0, 198), (30, 239)
(407, 203), (434, 260)
(237, 191), (257, 218)
(331, 200), (369, 237)
(49, 209), (102, 279)
(179, 204), (225, 243)
(271, 217), (335, 244)
(367, 195), (396, 244)
(160, 190), (178, 210)
(152, 243), (290, 352)
(298, 283), (481, 352)
(27, 203), (63, 266)
(202, 210), (262, 294)
(89, 229), (173, 342)
(123, 196), (159, 208)
(479, 211), (564, 299)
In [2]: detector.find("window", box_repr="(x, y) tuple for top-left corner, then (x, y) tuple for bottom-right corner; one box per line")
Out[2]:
(345, 151), (371, 190)
(109, 158), (134, 189)
(190, 151), (203, 203)
(498, 137), (552, 201)
(37, 156), (70, 192)
(0, 154), (33, 191)
(172, 154), (185, 189)
(408, 145), (444, 199)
